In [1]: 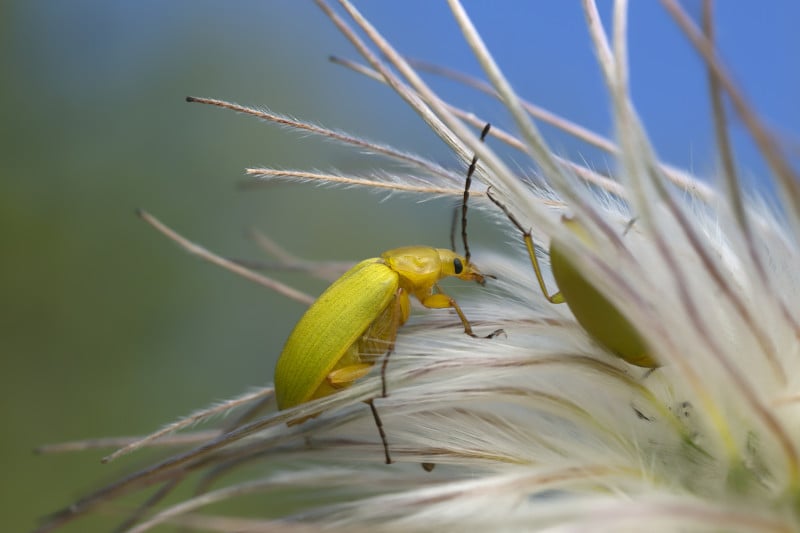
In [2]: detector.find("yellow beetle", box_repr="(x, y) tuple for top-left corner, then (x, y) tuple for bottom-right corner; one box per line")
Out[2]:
(274, 246), (494, 464)
(488, 190), (656, 368)
(274, 246), (491, 410)
(275, 124), (499, 465)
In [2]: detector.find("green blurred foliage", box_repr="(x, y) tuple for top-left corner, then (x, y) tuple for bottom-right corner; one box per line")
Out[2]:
(1, 2), (467, 531)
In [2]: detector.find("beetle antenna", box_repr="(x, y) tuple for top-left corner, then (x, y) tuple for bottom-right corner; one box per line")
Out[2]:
(449, 206), (459, 253)
(462, 123), (492, 264)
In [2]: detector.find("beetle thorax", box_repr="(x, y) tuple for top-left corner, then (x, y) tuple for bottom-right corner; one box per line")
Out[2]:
(381, 246), (444, 290)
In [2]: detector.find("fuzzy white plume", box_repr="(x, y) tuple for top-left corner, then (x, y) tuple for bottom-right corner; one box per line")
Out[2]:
(38, 1), (800, 532)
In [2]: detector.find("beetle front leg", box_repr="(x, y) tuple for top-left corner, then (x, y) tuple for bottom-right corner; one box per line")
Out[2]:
(420, 290), (503, 339)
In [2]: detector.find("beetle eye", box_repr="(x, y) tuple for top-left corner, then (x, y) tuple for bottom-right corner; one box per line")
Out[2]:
(453, 258), (463, 274)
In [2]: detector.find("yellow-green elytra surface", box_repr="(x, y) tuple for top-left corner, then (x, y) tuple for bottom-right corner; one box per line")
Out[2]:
(548, 216), (655, 368)
(274, 246), (488, 410)
(549, 237), (655, 368)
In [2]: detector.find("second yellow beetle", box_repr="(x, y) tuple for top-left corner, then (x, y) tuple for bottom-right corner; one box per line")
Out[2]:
(488, 189), (656, 368)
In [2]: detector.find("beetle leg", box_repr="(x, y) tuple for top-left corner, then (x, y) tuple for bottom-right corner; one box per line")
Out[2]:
(521, 232), (565, 304)
(380, 289), (407, 398)
(367, 399), (392, 464)
(486, 187), (565, 304)
(420, 289), (503, 339)
(326, 361), (394, 465)
(374, 289), (406, 466)
(326, 363), (373, 388)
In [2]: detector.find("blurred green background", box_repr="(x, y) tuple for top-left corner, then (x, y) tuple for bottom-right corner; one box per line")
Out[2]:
(3, 3), (496, 531)
(3, 2), (796, 531)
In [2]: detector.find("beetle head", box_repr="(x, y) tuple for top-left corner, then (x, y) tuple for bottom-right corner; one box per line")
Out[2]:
(437, 249), (487, 286)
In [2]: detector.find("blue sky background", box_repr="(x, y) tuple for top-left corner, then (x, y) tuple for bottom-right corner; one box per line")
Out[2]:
(3, 2), (797, 530)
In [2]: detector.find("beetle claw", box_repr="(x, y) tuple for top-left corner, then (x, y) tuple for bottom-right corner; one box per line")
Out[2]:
(466, 328), (505, 339)
(486, 328), (506, 339)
